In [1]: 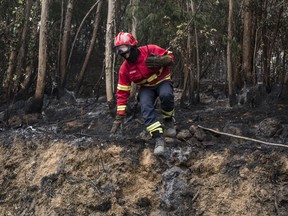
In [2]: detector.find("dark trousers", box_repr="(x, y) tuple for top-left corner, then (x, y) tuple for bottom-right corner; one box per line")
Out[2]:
(138, 80), (174, 128)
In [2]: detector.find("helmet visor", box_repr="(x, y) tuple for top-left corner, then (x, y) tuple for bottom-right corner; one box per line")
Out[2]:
(115, 45), (131, 55)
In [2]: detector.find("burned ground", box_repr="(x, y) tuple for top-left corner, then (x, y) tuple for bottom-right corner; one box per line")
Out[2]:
(0, 86), (288, 216)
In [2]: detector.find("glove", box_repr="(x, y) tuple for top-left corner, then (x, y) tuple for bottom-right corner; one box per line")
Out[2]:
(145, 55), (172, 69)
(110, 114), (124, 134)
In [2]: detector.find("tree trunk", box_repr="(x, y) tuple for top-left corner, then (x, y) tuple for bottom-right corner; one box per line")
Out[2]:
(3, 50), (17, 98)
(55, 0), (64, 86)
(76, 0), (103, 94)
(28, 0), (50, 114)
(129, 0), (139, 100)
(60, 0), (74, 87)
(227, 0), (236, 106)
(180, 2), (195, 107)
(13, 0), (34, 94)
(105, 0), (116, 104)
(17, 2), (40, 99)
(191, 0), (200, 103)
(242, 0), (253, 86)
(67, 0), (101, 82)
(284, 53), (288, 86)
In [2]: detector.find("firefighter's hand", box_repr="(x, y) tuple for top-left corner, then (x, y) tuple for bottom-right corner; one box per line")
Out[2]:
(145, 55), (172, 69)
(110, 114), (124, 134)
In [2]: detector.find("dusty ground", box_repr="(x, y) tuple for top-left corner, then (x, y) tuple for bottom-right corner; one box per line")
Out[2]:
(0, 85), (288, 216)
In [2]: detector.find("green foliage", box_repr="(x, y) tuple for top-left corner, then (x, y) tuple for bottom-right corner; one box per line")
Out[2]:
(0, 0), (27, 77)
(135, 0), (185, 48)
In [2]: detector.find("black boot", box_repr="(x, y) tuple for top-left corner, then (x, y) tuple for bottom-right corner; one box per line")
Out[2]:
(163, 117), (176, 137)
(151, 131), (166, 156)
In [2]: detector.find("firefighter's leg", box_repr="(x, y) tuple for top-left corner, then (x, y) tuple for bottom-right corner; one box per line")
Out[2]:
(138, 87), (166, 155)
(157, 81), (177, 137)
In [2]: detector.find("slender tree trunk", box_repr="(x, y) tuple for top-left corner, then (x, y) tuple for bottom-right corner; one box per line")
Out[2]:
(227, 0), (237, 106)
(252, 27), (260, 84)
(129, 0), (139, 100)
(261, 0), (272, 91)
(242, 0), (253, 86)
(191, 0), (200, 103)
(105, 0), (116, 104)
(3, 50), (17, 98)
(262, 27), (270, 90)
(17, 11), (40, 98)
(13, 0), (34, 93)
(284, 62), (288, 85)
(76, 0), (103, 94)
(284, 52), (288, 85)
(18, 64), (33, 96)
(180, 2), (195, 106)
(55, 0), (64, 86)
(17, 0), (40, 98)
(28, 0), (50, 114)
(60, 0), (74, 87)
(67, 0), (101, 78)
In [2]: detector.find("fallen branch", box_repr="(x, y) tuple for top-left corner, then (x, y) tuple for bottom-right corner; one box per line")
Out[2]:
(197, 125), (288, 148)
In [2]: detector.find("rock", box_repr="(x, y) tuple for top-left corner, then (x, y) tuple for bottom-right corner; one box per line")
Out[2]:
(189, 125), (206, 141)
(161, 166), (191, 212)
(169, 147), (192, 166)
(176, 129), (192, 140)
(258, 117), (282, 138)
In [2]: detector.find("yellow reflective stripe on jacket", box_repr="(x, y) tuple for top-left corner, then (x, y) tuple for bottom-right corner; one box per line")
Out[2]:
(146, 67), (164, 82)
(117, 84), (131, 91)
(142, 74), (171, 87)
(135, 67), (164, 85)
(146, 121), (163, 133)
(136, 79), (147, 85)
(117, 105), (126, 112)
(147, 74), (158, 83)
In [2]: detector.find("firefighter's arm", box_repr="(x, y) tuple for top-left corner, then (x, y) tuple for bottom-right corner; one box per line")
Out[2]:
(116, 68), (131, 116)
(111, 71), (131, 134)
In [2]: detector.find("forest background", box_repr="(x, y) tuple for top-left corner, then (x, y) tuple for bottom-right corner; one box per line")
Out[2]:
(0, 0), (287, 112)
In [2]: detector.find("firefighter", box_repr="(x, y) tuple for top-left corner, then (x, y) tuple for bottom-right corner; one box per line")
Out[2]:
(110, 32), (176, 156)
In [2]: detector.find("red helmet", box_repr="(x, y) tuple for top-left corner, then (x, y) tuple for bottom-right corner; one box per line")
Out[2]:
(114, 32), (138, 47)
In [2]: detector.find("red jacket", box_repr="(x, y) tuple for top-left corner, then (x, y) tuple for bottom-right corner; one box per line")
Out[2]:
(116, 44), (174, 115)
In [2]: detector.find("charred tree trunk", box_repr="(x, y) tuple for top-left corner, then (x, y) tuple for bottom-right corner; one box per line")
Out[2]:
(26, 0), (50, 114)
(60, 0), (74, 88)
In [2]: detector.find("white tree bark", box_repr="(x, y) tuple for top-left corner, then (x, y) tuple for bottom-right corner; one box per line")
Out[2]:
(105, 0), (116, 103)
(227, 0), (233, 96)
(35, 0), (49, 102)
(60, 0), (74, 87)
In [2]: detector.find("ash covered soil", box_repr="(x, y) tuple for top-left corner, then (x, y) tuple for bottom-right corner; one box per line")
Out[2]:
(1, 86), (288, 216)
